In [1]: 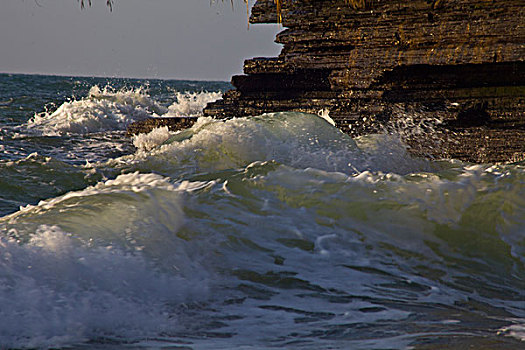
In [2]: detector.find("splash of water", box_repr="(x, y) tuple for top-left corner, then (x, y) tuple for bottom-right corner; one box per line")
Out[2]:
(26, 87), (222, 135)
(161, 91), (222, 117)
(122, 112), (435, 177)
(27, 86), (165, 135)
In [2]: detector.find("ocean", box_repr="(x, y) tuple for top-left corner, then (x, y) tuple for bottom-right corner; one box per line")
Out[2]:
(0, 73), (523, 349)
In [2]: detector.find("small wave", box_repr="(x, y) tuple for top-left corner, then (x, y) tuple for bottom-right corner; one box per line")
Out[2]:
(0, 153), (99, 216)
(130, 112), (361, 174)
(27, 86), (166, 135)
(0, 98), (13, 107)
(26, 88), (221, 135)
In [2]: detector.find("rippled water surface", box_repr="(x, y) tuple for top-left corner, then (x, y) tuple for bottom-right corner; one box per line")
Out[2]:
(0, 73), (523, 349)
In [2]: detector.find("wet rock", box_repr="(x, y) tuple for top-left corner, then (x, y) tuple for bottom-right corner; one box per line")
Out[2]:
(126, 117), (198, 136)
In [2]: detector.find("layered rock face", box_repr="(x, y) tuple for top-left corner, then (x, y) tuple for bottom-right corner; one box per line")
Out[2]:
(204, 0), (525, 163)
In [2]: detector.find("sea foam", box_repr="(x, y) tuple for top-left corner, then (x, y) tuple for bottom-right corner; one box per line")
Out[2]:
(0, 222), (204, 348)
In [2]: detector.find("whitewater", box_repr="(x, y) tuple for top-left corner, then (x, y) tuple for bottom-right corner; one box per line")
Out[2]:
(0, 73), (523, 349)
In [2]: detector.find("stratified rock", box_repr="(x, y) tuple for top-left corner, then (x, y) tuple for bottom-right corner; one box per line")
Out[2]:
(126, 117), (198, 136)
(204, 0), (525, 163)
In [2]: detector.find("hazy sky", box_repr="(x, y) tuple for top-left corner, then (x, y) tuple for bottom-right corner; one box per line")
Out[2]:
(0, 0), (281, 81)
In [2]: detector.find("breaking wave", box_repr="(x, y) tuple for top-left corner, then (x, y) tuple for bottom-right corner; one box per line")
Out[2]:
(0, 172), (214, 348)
(26, 86), (221, 135)
(27, 86), (164, 135)
(125, 112), (435, 177)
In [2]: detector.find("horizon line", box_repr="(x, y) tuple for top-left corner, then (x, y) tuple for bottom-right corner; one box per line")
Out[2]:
(0, 71), (231, 83)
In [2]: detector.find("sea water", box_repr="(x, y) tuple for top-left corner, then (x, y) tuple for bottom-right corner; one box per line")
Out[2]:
(0, 73), (523, 349)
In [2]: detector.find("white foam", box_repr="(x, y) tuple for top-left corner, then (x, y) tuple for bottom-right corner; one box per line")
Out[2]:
(162, 91), (222, 117)
(317, 108), (336, 126)
(28, 86), (166, 135)
(132, 113), (359, 173)
(132, 126), (172, 152)
(26, 88), (221, 136)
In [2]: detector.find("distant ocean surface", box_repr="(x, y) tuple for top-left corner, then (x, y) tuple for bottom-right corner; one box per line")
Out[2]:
(0, 73), (523, 349)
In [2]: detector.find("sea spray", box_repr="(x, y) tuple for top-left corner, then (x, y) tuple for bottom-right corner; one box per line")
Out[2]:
(27, 86), (165, 135)
(26, 86), (221, 135)
(162, 91), (222, 117)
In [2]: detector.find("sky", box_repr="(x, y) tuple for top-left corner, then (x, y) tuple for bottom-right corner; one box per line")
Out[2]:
(0, 0), (281, 81)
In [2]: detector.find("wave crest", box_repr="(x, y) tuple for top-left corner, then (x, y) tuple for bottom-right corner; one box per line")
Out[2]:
(127, 112), (434, 176)
(28, 86), (166, 135)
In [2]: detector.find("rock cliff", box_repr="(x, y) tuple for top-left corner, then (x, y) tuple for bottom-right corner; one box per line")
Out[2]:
(203, 0), (525, 163)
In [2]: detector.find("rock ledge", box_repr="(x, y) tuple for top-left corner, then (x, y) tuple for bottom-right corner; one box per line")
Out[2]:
(204, 0), (525, 163)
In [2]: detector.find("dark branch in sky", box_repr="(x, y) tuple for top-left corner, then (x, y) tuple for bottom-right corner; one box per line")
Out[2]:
(78, 0), (113, 11)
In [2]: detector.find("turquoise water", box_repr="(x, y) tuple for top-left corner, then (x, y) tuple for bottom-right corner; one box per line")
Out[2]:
(0, 73), (524, 349)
